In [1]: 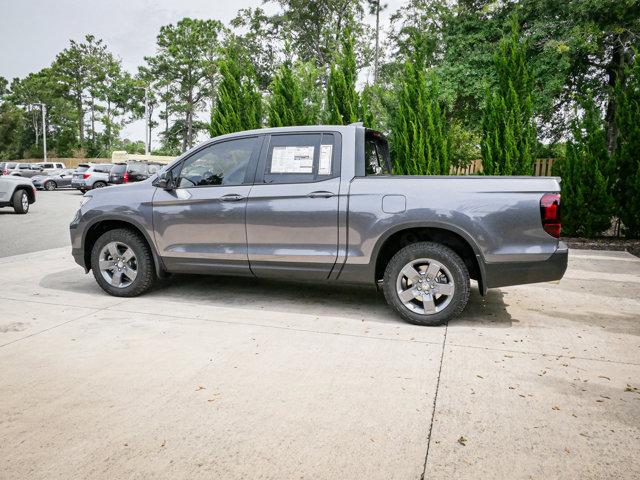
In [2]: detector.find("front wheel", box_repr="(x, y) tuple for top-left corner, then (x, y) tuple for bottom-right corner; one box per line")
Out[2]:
(383, 242), (470, 326)
(44, 180), (57, 191)
(12, 189), (29, 214)
(90, 228), (155, 297)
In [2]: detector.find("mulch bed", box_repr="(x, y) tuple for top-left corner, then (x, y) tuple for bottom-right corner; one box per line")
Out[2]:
(563, 237), (640, 258)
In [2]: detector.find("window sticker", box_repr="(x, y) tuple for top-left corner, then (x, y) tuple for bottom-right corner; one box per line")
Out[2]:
(318, 144), (333, 175)
(271, 146), (314, 173)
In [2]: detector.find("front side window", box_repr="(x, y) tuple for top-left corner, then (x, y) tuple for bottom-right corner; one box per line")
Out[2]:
(177, 137), (257, 188)
(262, 133), (336, 184)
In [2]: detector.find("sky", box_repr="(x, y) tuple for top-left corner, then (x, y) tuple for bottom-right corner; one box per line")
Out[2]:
(0, 0), (401, 145)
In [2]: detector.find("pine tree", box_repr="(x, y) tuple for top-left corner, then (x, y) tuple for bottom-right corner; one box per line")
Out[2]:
(612, 53), (640, 237)
(326, 29), (358, 125)
(390, 58), (450, 175)
(554, 97), (613, 237)
(268, 61), (307, 127)
(210, 44), (262, 137)
(481, 15), (536, 175)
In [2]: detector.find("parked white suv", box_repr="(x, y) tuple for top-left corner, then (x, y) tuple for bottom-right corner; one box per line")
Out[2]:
(36, 161), (66, 171)
(0, 175), (36, 214)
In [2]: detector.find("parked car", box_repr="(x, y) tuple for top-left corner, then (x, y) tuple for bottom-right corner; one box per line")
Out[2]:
(108, 161), (161, 185)
(71, 163), (112, 193)
(2, 162), (43, 178)
(70, 124), (567, 326)
(0, 174), (36, 214)
(35, 161), (66, 171)
(31, 168), (76, 190)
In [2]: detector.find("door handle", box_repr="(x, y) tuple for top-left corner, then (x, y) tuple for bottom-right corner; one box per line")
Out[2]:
(307, 191), (334, 198)
(220, 193), (245, 202)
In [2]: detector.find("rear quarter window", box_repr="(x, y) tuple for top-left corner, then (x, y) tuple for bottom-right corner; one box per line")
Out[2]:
(111, 164), (126, 174)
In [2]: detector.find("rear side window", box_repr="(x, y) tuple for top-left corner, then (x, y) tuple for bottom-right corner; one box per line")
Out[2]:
(262, 133), (337, 184)
(6, 162), (16, 168)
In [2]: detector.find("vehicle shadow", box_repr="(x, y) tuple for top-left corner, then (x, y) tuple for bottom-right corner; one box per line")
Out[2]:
(39, 269), (513, 326)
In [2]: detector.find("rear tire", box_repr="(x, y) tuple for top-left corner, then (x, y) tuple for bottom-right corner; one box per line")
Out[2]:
(11, 189), (29, 214)
(90, 228), (155, 297)
(383, 242), (470, 326)
(92, 181), (106, 189)
(44, 180), (56, 191)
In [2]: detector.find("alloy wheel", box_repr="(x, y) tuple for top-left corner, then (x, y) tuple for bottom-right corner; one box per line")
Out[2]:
(98, 241), (138, 288)
(395, 258), (455, 315)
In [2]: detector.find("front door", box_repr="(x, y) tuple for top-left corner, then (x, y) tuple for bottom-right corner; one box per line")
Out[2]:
(246, 132), (341, 279)
(153, 136), (261, 275)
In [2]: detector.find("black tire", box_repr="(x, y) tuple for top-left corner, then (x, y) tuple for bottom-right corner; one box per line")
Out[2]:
(11, 189), (29, 214)
(90, 228), (155, 297)
(44, 180), (57, 191)
(383, 242), (470, 326)
(92, 181), (107, 189)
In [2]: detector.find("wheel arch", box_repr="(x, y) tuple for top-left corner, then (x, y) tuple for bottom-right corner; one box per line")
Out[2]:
(372, 222), (487, 295)
(13, 185), (36, 204)
(82, 217), (166, 278)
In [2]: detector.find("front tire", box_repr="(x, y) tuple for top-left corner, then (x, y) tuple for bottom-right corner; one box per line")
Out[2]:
(44, 180), (57, 191)
(383, 242), (470, 326)
(12, 189), (29, 214)
(90, 228), (155, 297)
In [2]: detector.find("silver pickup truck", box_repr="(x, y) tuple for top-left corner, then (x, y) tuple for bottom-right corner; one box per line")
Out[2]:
(70, 125), (567, 325)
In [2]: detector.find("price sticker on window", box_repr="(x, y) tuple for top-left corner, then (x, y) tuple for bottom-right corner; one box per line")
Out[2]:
(318, 144), (333, 175)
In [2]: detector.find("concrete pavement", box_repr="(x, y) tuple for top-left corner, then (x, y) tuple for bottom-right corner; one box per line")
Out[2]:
(0, 247), (638, 479)
(0, 189), (82, 258)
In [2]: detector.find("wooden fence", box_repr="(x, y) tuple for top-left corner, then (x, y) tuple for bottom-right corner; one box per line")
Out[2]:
(451, 158), (558, 176)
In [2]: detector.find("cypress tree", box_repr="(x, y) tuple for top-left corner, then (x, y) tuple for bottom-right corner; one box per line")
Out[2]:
(326, 29), (359, 125)
(268, 61), (307, 127)
(390, 59), (450, 175)
(481, 15), (536, 175)
(554, 97), (613, 237)
(612, 53), (640, 237)
(210, 44), (262, 137)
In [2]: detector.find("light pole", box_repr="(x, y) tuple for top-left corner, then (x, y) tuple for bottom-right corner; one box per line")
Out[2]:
(30, 103), (47, 162)
(144, 88), (150, 155)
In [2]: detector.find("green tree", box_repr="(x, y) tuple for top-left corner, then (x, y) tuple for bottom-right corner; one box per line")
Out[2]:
(391, 56), (450, 175)
(326, 29), (359, 125)
(210, 42), (262, 137)
(554, 97), (613, 237)
(268, 61), (308, 127)
(481, 16), (536, 175)
(145, 18), (224, 151)
(612, 53), (640, 237)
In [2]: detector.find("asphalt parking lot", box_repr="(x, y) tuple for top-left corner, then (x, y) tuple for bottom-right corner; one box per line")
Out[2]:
(1, 191), (639, 479)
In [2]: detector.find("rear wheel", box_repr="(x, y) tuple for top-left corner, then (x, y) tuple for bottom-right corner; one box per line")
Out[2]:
(93, 181), (106, 189)
(44, 180), (57, 191)
(383, 242), (470, 326)
(90, 228), (155, 297)
(11, 189), (29, 214)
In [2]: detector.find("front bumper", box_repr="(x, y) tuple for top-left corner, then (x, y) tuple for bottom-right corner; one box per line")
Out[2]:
(483, 242), (569, 289)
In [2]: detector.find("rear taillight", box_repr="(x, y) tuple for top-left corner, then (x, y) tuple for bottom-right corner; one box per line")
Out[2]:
(123, 172), (129, 183)
(1, 169), (7, 175)
(83, 173), (91, 179)
(540, 193), (561, 238)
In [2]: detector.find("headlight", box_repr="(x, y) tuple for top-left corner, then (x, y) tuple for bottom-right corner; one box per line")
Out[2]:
(79, 195), (92, 208)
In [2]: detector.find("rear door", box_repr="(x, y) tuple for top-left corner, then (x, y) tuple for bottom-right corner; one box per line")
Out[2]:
(152, 135), (262, 274)
(246, 132), (341, 279)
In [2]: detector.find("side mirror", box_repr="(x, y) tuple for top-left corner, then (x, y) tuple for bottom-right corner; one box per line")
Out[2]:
(153, 172), (176, 190)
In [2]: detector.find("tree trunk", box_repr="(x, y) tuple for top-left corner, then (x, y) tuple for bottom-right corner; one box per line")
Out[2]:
(77, 94), (84, 144)
(604, 41), (626, 156)
(374, 0), (380, 84)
